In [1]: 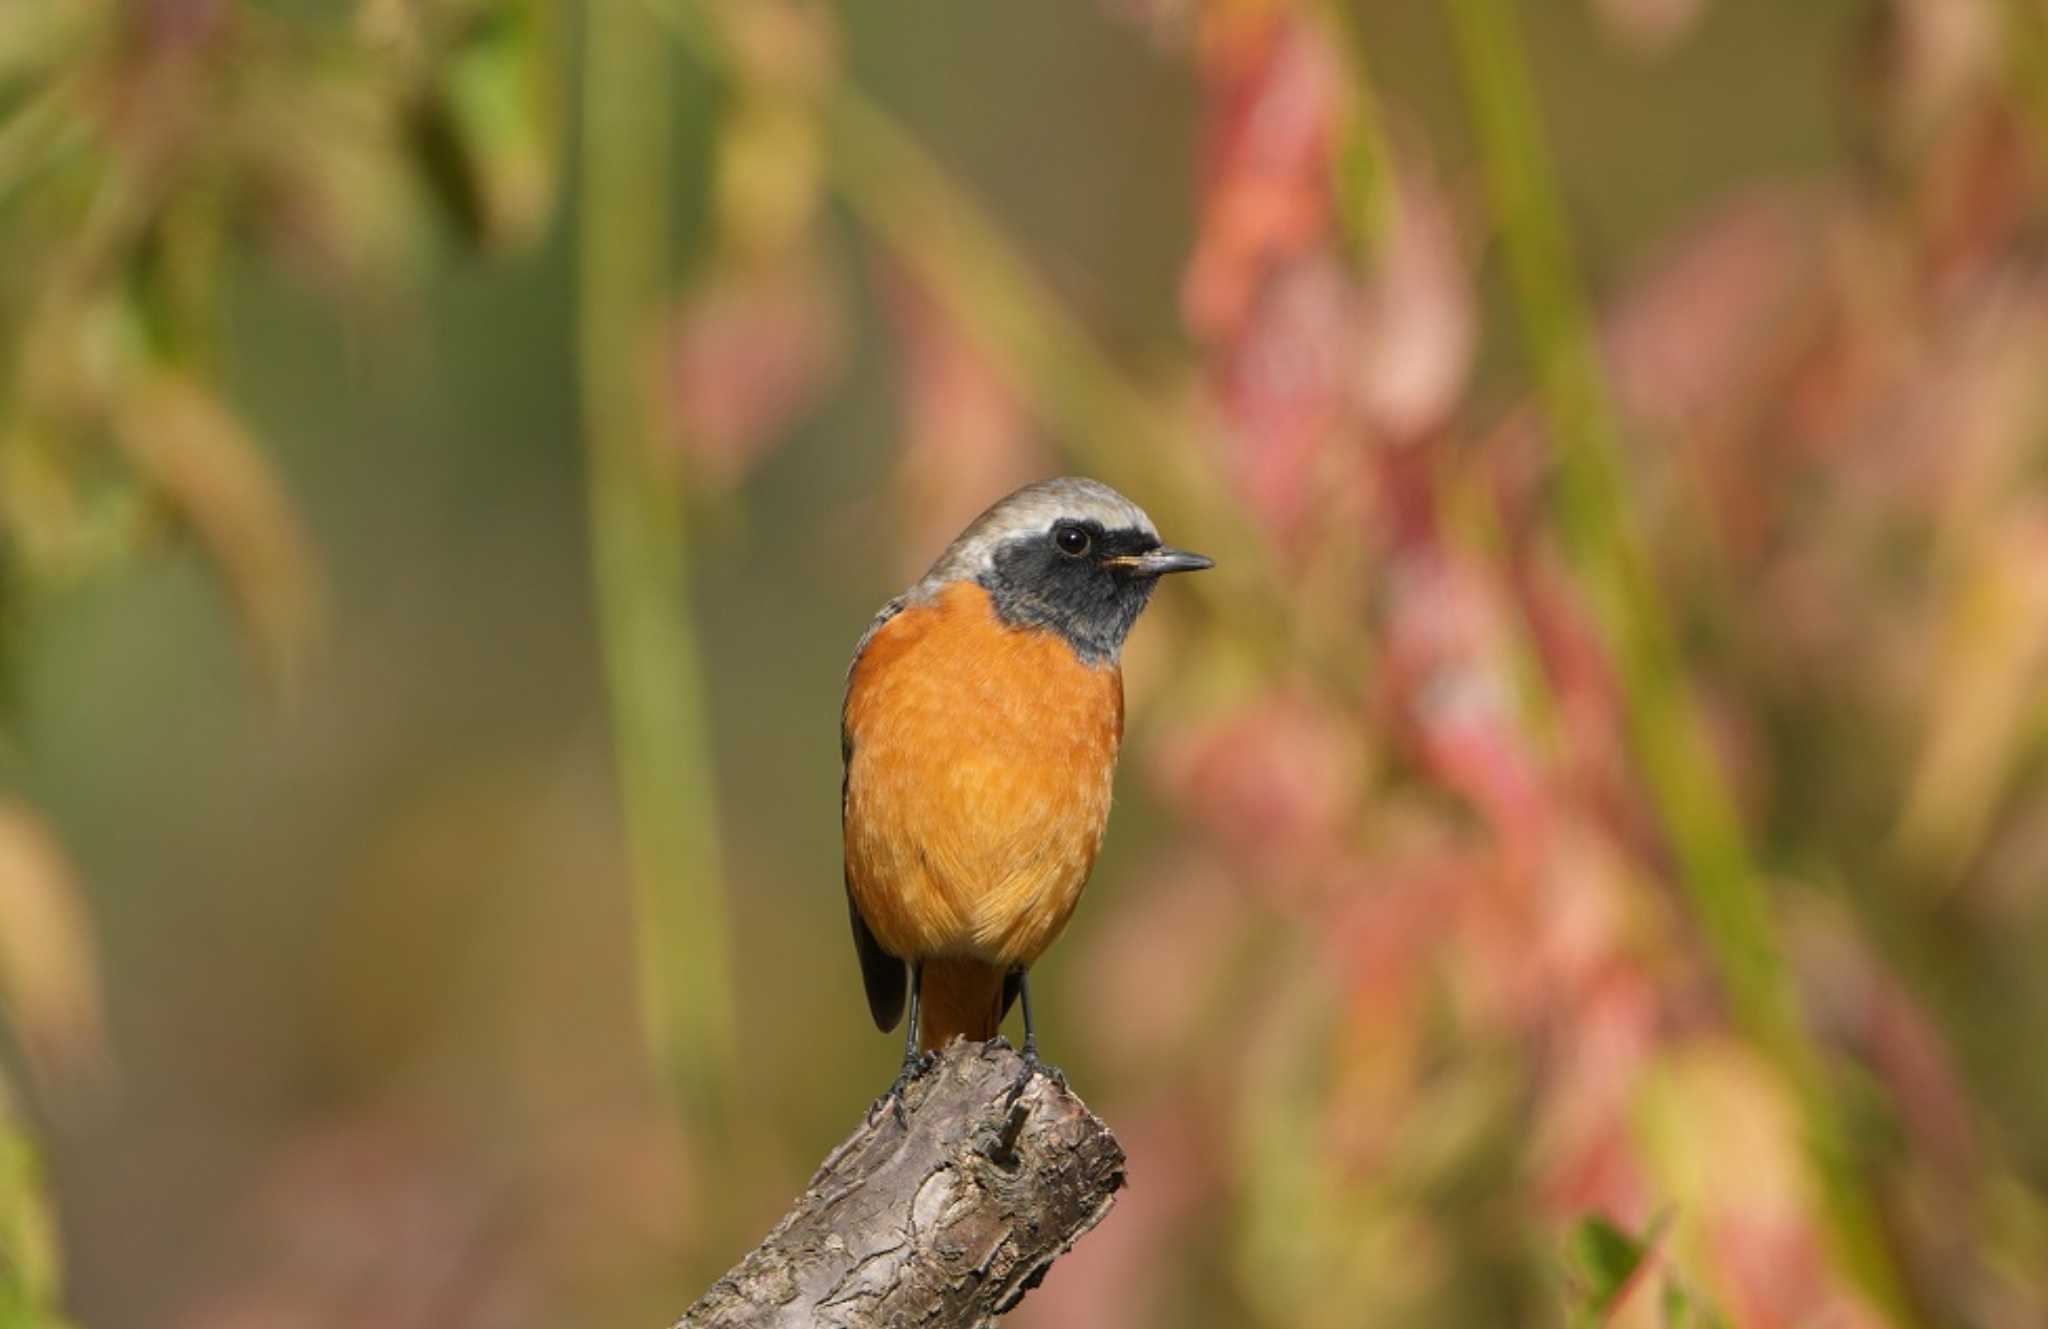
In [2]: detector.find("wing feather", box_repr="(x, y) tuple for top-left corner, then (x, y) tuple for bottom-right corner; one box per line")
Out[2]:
(842, 596), (911, 1032)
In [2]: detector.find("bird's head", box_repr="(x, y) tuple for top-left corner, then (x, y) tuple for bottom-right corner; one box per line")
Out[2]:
(918, 476), (1212, 665)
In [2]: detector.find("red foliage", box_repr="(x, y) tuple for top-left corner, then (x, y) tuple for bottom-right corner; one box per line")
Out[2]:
(664, 258), (844, 488)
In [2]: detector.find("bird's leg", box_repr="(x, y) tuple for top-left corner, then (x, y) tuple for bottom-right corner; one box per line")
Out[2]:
(1018, 970), (1065, 1086)
(881, 962), (929, 1126)
(1018, 968), (1041, 1064)
(1003, 970), (1065, 1107)
(900, 961), (923, 1074)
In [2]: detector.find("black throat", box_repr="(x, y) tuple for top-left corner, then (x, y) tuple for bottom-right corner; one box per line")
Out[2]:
(978, 525), (1162, 666)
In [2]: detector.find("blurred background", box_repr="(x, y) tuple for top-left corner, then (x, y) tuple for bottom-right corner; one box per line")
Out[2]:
(4, 0), (2048, 1325)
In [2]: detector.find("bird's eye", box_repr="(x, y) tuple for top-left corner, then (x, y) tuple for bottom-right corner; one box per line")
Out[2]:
(1054, 524), (1092, 557)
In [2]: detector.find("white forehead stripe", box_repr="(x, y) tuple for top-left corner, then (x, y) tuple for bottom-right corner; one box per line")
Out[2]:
(917, 476), (1160, 589)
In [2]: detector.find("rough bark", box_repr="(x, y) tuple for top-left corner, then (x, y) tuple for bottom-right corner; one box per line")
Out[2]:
(674, 1040), (1126, 1328)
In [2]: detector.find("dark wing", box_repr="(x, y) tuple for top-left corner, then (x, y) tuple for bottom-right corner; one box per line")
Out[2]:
(1001, 970), (1022, 1023)
(843, 595), (910, 1032)
(846, 874), (905, 1032)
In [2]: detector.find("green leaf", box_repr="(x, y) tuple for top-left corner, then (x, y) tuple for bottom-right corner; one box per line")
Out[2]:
(0, 1088), (68, 1329)
(1570, 1215), (1649, 1314)
(415, 0), (561, 251)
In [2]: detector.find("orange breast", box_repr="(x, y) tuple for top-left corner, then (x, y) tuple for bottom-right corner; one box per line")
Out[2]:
(844, 581), (1124, 971)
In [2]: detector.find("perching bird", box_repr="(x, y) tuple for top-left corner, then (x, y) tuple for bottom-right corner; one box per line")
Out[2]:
(841, 477), (1212, 1087)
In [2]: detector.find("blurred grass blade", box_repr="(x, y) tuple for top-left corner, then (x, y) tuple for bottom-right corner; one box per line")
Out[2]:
(1444, 0), (1776, 1039)
(822, 91), (1221, 533)
(0, 1078), (68, 1328)
(577, 0), (735, 1113)
(110, 370), (323, 694)
(0, 800), (106, 1100)
(1896, 513), (2048, 884)
(1443, 0), (1914, 1318)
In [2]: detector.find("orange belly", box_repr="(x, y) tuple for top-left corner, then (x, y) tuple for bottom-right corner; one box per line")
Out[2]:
(843, 581), (1124, 973)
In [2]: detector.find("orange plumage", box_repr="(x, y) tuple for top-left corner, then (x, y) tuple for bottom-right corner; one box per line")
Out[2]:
(839, 477), (1208, 1077)
(844, 582), (1123, 1050)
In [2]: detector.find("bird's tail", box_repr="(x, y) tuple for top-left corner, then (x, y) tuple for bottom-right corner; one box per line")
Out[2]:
(917, 958), (1005, 1053)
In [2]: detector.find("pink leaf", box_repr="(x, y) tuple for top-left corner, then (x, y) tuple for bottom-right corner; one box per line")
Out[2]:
(664, 256), (844, 488)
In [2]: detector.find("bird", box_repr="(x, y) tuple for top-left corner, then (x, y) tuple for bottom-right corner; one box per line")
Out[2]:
(840, 476), (1212, 1092)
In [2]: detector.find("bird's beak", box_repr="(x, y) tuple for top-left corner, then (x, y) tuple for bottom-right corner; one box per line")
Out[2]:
(1106, 547), (1215, 576)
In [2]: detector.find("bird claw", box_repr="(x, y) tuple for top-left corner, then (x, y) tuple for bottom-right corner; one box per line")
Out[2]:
(1000, 1041), (1065, 1111)
(875, 1049), (936, 1128)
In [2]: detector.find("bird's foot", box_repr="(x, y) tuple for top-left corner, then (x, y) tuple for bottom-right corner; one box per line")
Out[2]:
(876, 1049), (936, 1128)
(1000, 1038), (1065, 1110)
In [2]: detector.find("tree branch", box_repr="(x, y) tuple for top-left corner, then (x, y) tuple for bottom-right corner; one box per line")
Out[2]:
(674, 1040), (1126, 1328)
